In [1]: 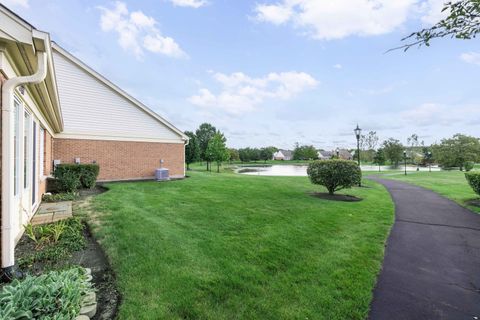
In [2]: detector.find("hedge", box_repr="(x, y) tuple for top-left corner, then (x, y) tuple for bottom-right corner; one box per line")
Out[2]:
(54, 164), (100, 192)
(465, 172), (480, 196)
(307, 159), (362, 195)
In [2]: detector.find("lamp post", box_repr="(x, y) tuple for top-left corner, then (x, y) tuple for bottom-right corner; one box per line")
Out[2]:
(403, 150), (407, 176)
(354, 124), (362, 166)
(428, 151), (432, 172)
(336, 147), (340, 159)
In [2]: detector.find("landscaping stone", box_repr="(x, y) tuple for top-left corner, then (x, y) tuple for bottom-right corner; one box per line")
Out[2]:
(75, 316), (89, 320)
(32, 201), (73, 225)
(80, 303), (97, 318)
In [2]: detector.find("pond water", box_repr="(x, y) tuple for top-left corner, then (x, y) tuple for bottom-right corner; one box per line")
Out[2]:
(237, 164), (442, 177)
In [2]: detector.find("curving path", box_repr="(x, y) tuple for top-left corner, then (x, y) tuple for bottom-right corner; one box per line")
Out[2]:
(368, 177), (480, 320)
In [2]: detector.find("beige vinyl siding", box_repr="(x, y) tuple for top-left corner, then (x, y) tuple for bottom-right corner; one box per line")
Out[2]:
(52, 50), (182, 142)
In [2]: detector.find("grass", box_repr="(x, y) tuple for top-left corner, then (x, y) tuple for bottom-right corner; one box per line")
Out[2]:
(379, 170), (480, 213)
(91, 171), (394, 319)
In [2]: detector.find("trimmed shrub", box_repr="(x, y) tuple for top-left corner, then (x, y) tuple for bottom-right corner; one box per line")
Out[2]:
(465, 172), (480, 196)
(307, 159), (362, 195)
(0, 267), (92, 319)
(54, 164), (100, 191)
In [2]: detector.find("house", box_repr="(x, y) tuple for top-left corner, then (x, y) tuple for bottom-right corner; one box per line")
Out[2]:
(0, 5), (187, 277)
(273, 149), (293, 161)
(339, 149), (354, 160)
(318, 150), (333, 159)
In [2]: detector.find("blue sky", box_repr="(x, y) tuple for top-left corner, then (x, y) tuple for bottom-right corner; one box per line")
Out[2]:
(3, 0), (480, 149)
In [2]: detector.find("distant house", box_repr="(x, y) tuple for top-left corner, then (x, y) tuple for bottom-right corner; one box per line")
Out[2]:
(318, 150), (333, 159)
(339, 149), (354, 160)
(273, 150), (293, 161)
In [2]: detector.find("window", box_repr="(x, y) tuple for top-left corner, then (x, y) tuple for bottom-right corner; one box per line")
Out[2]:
(24, 111), (31, 189)
(13, 100), (20, 196)
(39, 127), (45, 177)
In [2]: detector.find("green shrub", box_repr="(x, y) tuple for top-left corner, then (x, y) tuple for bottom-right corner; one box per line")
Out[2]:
(465, 172), (480, 196)
(465, 161), (475, 172)
(0, 267), (92, 319)
(42, 192), (77, 202)
(307, 159), (362, 195)
(54, 164), (100, 191)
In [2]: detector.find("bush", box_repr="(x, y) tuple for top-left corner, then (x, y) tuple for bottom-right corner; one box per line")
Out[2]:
(307, 159), (362, 195)
(465, 172), (480, 196)
(0, 267), (92, 319)
(42, 192), (77, 203)
(54, 164), (100, 191)
(465, 161), (475, 172)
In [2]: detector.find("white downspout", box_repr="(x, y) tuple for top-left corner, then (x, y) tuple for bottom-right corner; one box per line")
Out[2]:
(1, 51), (47, 272)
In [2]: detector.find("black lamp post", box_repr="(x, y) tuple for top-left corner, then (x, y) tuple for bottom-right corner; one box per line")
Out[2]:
(336, 147), (340, 159)
(428, 151), (432, 172)
(354, 124), (362, 166)
(403, 150), (407, 176)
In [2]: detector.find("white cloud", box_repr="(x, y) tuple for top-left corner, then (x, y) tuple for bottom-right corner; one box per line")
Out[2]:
(460, 52), (480, 66)
(1, 0), (29, 8)
(189, 71), (318, 114)
(98, 1), (186, 59)
(253, 0), (451, 40)
(168, 0), (207, 8)
(401, 102), (480, 127)
(333, 64), (343, 69)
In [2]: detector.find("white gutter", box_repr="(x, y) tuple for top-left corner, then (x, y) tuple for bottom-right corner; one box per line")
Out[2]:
(1, 51), (47, 271)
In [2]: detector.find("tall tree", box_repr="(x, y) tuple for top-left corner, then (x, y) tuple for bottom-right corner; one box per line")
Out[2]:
(382, 138), (404, 167)
(206, 132), (229, 173)
(293, 145), (318, 160)
(373, 148), (386, 172)
(196, 123), (217, 170)
(260, 147), (277, 163)
(228, 148), (240, 162)
(397, 0), (480, 51)
(432, 134), (480, 170)
(184, 131), (200, 170)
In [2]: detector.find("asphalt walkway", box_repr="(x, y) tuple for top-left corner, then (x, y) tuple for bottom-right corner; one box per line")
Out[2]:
(368, 178), (480, 320)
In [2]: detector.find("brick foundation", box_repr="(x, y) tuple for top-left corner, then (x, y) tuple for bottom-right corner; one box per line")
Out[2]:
(53, 138), (185, 181)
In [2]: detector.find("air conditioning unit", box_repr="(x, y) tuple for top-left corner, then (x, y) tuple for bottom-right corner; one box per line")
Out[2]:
(155, 168), (169, 181)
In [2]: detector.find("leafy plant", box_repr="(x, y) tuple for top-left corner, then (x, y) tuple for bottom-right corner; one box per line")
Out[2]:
(465, 172), (480, 196)
(54, 164), (100, 192)
(307, 160), (362, 195)
(465, 161), (475, 172)
(43, 192), (77, 202)
(24, 223), (37, 244)
(0, 267), (93, 319)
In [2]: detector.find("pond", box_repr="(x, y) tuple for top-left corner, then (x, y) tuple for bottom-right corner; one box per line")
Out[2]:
(237, 164), (442, 176)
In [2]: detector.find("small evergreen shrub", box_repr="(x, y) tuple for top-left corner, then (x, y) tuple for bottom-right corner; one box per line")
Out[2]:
(0, 267), (92, 319)
(465, 172), (480, 196)
(54, 164), (100, 191)
(307, 159), (362, 195)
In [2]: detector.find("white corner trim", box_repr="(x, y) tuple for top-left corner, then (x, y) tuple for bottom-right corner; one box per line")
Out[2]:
(51, 43), (188, 141)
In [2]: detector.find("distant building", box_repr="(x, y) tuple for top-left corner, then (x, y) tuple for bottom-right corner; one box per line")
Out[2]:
(318, 150), (333, 159)
(273, 150), (293, 161)
(318, 149), (353, 160)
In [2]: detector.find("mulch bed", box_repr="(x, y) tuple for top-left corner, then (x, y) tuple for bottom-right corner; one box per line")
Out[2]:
(309, 192), (363, 202)
(14, 186), (120, 320)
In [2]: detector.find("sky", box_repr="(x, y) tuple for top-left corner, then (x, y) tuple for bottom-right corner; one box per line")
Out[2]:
(2, 0), (479, 150)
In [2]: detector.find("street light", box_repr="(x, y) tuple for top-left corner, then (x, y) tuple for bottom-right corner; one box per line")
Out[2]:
(403, 150), (407, 176)
(336, 147), (340, 159)
(354, 124), (362, 166)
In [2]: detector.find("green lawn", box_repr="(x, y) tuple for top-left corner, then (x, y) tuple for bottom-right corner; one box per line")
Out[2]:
(91, 171), (393, 319)
(379, 170), (480, 213)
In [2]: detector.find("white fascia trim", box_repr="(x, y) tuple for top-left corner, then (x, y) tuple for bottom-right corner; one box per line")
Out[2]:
(51, 43), (188, 141)
(55, 133), (185, 144)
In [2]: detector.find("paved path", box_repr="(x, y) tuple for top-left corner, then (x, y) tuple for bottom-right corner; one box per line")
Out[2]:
(368, 178), (480, 320)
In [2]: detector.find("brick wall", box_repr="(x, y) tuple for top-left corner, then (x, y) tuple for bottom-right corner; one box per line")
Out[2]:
(53, 138), (185, 181)
(38, 131), (53, 200)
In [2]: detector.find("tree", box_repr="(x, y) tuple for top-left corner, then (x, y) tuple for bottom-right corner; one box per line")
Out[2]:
(360, 131), (379, 162)
(260, 147), (277, 163)
(382, 138), (404, 167)
(205, 132), (229, 173)
(432, 134), (480, 170)
(293, 145), (318, 160)
(398, 0), (480, 51)
(228, 148), (240, 162)
(373, 148), (386, 172)
(184, 131), (200, 170)
(196, 123), (217, 171)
